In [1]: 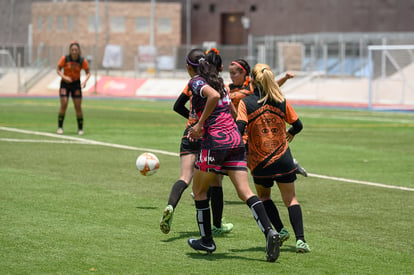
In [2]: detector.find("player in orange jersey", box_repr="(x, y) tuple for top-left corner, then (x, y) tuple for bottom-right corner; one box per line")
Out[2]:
(56, 41), (90, 135)
(236, 63), (310, 253)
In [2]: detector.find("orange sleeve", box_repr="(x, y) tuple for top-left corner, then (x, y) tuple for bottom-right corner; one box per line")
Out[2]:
(57, 56), (66, 68)
(285, 99), (299, 124)
(182, 85), (192, 97)
(82, 58), (89, 71)
(236, 100), (248, 123)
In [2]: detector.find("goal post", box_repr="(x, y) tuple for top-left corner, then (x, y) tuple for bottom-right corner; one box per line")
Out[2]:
(367, 45), (414, 110)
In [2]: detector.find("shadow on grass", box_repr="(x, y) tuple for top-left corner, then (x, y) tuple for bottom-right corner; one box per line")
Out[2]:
(185, 251), (273, 263)
(135, 206), (157, 210)
(161, 231), (199, 242)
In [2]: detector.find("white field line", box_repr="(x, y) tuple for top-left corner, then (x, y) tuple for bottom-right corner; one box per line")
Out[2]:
(1, 126), (413, 192)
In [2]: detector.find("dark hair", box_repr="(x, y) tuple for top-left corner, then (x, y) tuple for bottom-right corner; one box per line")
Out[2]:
(197, 48), (225, 98)
(186, 48), (205, 69)
(231, 58), (251, 75)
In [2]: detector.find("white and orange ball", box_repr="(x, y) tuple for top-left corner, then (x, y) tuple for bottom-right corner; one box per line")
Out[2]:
(136, 152), (160, 176)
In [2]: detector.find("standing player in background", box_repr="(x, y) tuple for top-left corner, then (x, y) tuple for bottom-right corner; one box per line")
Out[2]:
(160, 48), (233, 236)
(186, 48), (280, 262)
(236, 63), (311, 253)
(56, 41), (90, 135)
(228, 59), (308, 177)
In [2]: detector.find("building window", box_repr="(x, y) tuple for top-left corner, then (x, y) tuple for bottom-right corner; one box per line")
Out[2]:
(158, 17), (172, 33)
(68, 16), (74, 32)
(136, 17), (149, 33)
(111, 16), (125, 33)
(37, 16), (43, 31)
(47, 16), (53, 31)
(57, 16), (63, 31)
(88, 16), (102, 32)
(209, 4), (215, 13)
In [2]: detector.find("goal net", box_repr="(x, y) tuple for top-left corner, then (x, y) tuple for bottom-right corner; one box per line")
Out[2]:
(367, 45), (414, 110)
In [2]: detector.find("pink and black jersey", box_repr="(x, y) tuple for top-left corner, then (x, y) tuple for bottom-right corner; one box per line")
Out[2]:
(188, 76), (244, 150)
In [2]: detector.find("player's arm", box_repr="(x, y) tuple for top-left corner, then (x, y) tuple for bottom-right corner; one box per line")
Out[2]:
(173, 93), (190, 119)
(56, 56), (72, 83)
(286, 119), (303, 142)
(276, 72), (294, 87)
(189, 86), (220, 139)
(81, 60), (91, 88)
(236, 100), (248, 134)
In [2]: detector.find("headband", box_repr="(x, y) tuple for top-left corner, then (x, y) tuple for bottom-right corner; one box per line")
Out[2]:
(231, 61), (247, 73)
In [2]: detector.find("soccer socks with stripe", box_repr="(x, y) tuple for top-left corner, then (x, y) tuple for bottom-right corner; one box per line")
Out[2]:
(195, 199), (212, 243)
(58, 113), (65, 128)
(288, 204), (305, 242)
(167, 180), (188, 209)
(246, 195), (273, 237)
(209, 186), (224, 228)
(263, 199), (284, 232)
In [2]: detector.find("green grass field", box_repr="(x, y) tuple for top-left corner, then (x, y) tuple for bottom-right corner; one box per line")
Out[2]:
(1, 97), (413, 274)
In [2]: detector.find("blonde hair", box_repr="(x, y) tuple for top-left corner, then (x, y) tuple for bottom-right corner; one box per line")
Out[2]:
(251, 63), (284, 103)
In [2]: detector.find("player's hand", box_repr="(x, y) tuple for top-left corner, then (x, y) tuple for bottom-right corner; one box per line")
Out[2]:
(188, 123), (203, 141)
(286, 131), (294, 142)
(285, 72), (295, 79)
(63, 76), (73, 83)
(81, 81), (87, 88)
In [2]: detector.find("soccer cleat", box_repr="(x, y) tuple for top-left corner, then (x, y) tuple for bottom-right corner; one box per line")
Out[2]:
(296, 240), (311, 253)
(212, 222), (234, 236)
(266, 229), (281, 262)
(57, 128), (63, 134)
(160, 205), (174, 234)
(188, 238), (216, 254)
(294, 159), (308, 177)
(279, 227), (290, 246)
(190, 192), (195, 199)
(78, 130), (84, 135)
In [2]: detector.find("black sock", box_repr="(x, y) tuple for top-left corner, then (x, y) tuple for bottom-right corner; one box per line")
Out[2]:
(58, 114), (65, 128)
(167, 180), (188, 209)
(288, 204), (305, 242)
(246, 195), (273, 236)
(77, 116), (83, 130)
(195, 199), (212, 243)
(263, 199), (284, 232)
(209, 186), (223, 228)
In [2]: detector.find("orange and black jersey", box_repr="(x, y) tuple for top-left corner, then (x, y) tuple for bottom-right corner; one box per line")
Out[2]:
(58, 55), (89, 81)
(236, 89), (302, 174)
(228, 82), (254, 110)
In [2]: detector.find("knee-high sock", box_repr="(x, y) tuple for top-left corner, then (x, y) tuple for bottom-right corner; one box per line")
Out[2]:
(77, 116), (83, 130)
(263, 199), (284, 232)
(246, 195), (273, 237)
(167, 180), (188, 209)
(195, 199), (212, 243)
(58, 114), (65, 128)
(288, 204), (305, 242)
(209, 186), (223, 228)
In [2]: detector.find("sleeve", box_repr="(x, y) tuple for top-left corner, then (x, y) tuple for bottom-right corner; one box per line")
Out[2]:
(57, 56), (66, 68)
(236, 100), (248, 134)
(82, 58), (89, 71)
(173, 92), (190, 119)
(285, 99), (303, 135)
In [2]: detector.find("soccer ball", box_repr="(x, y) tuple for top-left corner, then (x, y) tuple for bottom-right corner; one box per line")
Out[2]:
(136, 152), (160, 176)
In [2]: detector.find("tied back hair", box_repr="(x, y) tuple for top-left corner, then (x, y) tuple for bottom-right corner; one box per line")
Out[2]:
(197, 49), (225, 98)
(252, 64), (284, 104)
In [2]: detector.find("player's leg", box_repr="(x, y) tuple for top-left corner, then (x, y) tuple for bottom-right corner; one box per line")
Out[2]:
(57, 88), (69, 134)
(72, 89), (83, 135)
(188, 169), (216, 253)
(160, 153), (195, 234)
(254, 181), (290, 246)
(277, 181), (310, 253)
(209, 174), (233, 235)
(227, 169), (280, 262)
(294, 158), (308, 177)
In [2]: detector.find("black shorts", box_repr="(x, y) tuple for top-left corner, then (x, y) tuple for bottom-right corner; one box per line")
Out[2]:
(60, 80), (82, 98)
(179, 125), (201, 156)
(252, 147), (297, 187)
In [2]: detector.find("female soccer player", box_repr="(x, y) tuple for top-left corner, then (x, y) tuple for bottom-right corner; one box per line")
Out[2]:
(236, 63), (311, 253)
(160, 48), (233, 236)
(186, 49), (280, 262)
(56, 41), (90, 135)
